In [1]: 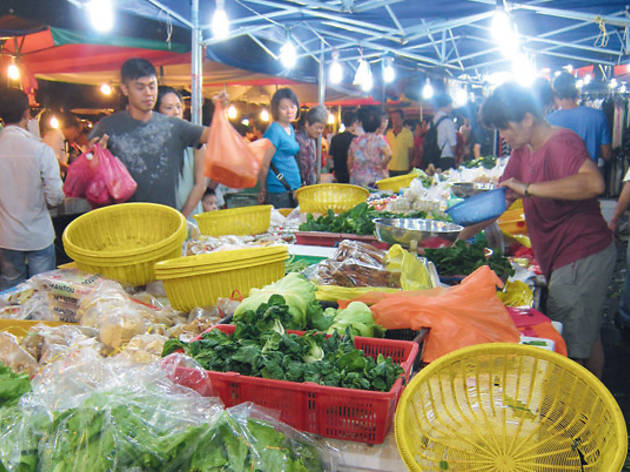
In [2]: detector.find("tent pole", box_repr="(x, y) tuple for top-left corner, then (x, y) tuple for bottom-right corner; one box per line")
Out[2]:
(317, 43), (325, 183)
(191, 0), (203, 125)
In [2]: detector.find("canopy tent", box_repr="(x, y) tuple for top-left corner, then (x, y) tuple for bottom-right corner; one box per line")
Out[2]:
(65, 0), (629, 123)
(0, 20), (367, 105)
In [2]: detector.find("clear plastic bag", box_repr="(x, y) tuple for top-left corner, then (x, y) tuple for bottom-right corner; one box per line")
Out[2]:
(0, 332), (38, 376)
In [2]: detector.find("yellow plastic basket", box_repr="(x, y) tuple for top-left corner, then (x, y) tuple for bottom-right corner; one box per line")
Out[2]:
(395, 343), (627, 471)
(193, 205), (272, 236)
(376, 173), (417, 192)
(295, 184), (369, 214)
(62, 203), (187, 286)
(0, 319), (77, 338)
(154, 246), (288, 311)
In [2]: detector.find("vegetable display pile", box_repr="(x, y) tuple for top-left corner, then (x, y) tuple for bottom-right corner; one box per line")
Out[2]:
(163, 295), (403, 392)
(462, 156), (497, 169)
(233, 273), (384, 337)
(424, 239), (515, 280)
(0, 393), (324, 472)
(0, 362), (31, 408)
(299, 203), (449, 236)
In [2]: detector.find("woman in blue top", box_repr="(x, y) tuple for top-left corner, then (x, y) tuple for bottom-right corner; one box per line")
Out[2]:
(258, 88), (301, 208)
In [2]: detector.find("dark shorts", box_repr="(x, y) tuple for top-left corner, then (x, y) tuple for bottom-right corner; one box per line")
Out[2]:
(546, 242), (616, 359)
(266, 191), (296, 209)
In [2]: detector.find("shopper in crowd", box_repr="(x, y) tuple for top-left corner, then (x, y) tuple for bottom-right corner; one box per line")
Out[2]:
(258, 88), (301, 208)
(386, 109), (414, 176)
(330, 110), (359, 183)
(549, 72), (611, 163)
(411, 118), (430, 168)
(61, 113), (88, 164)
(201, 187), (218, 212)
(376, 110), (388, 136)
(295, 105), (328, 186)
(348, 107), (392, 187)
(532, 77), (555, 116)
(38, 109), (68, 177)
(90, 58), (222, 208)
(455, 116), (473, 166)
(154, 86), (206, 218)
(459, 82), (615, 378)
(0, 88), (65, 289)
(433, 94), (457, 170)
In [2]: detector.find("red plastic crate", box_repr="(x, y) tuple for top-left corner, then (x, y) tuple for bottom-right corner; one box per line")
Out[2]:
(295, 231), (390, 250)
(167, 324), (418, 444)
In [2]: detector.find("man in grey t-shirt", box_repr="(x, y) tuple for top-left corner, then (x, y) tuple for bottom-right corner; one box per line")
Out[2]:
(90, 58), (211, 208)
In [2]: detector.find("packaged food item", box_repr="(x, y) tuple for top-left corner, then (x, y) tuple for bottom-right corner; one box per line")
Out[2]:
(31, 269), (107, 302)
(0, 332), (38, 376)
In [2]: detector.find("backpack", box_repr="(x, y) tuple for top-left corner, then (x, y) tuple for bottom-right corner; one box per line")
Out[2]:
(422, 116), (449, 168)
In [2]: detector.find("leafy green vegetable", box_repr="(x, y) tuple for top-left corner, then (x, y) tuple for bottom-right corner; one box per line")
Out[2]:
(462, 155), (497, 169)
(168, 296), (403, 393)
(326, 302), (385, 338)
(424, 239), (514, 280)
(0, 362), (31, 408)
(299, 202), (451, 235)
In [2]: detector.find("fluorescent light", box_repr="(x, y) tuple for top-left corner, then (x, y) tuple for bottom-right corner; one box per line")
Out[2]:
(422, 79), (434, 100)
(100, 83), (112, 95)
(383, 57), (395, 84)
(280, 41), (297, 69)
(212, 5), (229, 39)
(87, 0), (113, 33)
(7, 63), (19, 81)
(491, 9), (512, 40)
(329, 54), (343, 84)
(227, 105), (238, 119)
(260, 109), (270, 122)
(354, 58), (373, 91)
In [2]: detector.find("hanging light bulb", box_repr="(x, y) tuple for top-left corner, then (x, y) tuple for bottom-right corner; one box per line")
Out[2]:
(212, 0), (230, 39)
(7, 63), (20, 81)
(280, 38), (297, 69)
(353, 58), (372, 91)
(576, 79), (584, 89)
(87, 0), (113, 33)
(383, 57), (395, 84)
(100, 83), (112, 95)
(227, 105), (238, 119)
(329, 51), (343, 84)
(454, 87), (468, 107)
(241, 118), (250, 127)
(609, 78), (618, 89)
(491, 4), (519, 57)
(339, 123), (346, 133)
(584, 74), (592, 85)
(513, 53), (536, 87)
(260, 109), (270, 122)
(327, 113), (335, 125)
(50, 116), (60, 129)
(422, 79), (434, 100)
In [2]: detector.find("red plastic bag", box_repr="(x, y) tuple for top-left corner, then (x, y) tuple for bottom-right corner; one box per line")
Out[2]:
(100, 147), (137, 202)
(339, 265), (521, 363)
(204, 103), (272, 188)
(85, 172), (112, 207)
(64, 150), (97, 198)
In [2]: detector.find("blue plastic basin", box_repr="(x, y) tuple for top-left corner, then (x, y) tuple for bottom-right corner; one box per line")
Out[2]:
(446, 187), (507, 226)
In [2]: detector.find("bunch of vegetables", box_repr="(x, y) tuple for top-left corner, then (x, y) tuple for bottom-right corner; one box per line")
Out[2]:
(233, 273), (384, 337)
(299, 203), (448, 236)
(163, 295), (403, 392)
(462, 155), (497, 169)
(0, 362), (30, 408)
(424, 239), (515, 280)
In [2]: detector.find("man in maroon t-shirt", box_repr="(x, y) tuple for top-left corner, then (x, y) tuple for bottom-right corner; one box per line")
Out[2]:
(459, 83), (615, 378)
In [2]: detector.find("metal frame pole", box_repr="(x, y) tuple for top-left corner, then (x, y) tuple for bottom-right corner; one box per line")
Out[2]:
(191, 0), (203, 125)
(317, 42), (325, 182)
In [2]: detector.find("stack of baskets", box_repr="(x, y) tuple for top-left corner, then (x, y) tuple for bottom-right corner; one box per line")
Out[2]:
(193, 205), (272, 236)
(295, 184), (369, 214)
(376, 172), (418, 193)
(62, 203), (187, 286)
(154, 246), (288, 311)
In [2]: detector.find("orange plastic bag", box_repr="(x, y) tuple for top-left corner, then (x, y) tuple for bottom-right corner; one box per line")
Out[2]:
(204, 103), (272, 188)
(339, 265), (521, 362)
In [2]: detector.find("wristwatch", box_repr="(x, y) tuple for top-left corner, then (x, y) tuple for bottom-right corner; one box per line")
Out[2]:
(524, 183), (531, 197)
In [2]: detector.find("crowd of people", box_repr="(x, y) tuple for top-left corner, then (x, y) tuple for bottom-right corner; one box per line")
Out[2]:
(0, 56), (626, 380)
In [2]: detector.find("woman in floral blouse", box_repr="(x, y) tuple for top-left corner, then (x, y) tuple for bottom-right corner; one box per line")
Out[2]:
(348, 107), (392, 187)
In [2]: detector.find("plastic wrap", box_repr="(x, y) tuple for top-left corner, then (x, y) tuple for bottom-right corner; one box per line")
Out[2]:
(117, 333), (168, 364)
(0, 333), (38, 376)
(20, 324), (103, 366)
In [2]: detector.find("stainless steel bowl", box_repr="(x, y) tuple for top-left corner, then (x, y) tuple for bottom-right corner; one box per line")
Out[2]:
(451, 182), (495, 198)
(373, 218), (463, 248)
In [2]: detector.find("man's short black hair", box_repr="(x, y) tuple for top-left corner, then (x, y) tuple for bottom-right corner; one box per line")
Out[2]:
(532, 77), (554, 110)
(270, 88), (300, 121)
(391, 109), (404, 119)
(121, 58), (157, 83)
(0, 88), (29, 125)
(341, 110), (357, 127)
(357, 106), (381, 133)
(481, 82), (542, 130)
(552, 71), (579, 100)
(203, 187), (215, 198)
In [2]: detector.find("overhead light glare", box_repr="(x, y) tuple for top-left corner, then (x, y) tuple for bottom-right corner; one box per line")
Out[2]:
(212, 1), (230, 40)
(383, 57), (395, 84)
(327, 113), (335, 125)
(227, 105), (238, 119)
(87, 0), (113, 33)
(609, 78), (618, 89)
(7, 63), (20, 81)
(584, 74), (592, 85)
(241, 118), (250, 126)
(280, 40), (297, 69)
(422, 79), (434, 100)
(260, 109), (270, 122)
(329, 51), (343, 84)
(100, 83), (112, 95)
(50, 116), (60, 129)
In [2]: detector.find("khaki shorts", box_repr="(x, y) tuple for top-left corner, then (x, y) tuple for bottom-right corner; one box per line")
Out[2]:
(547, 242), (616, 359)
